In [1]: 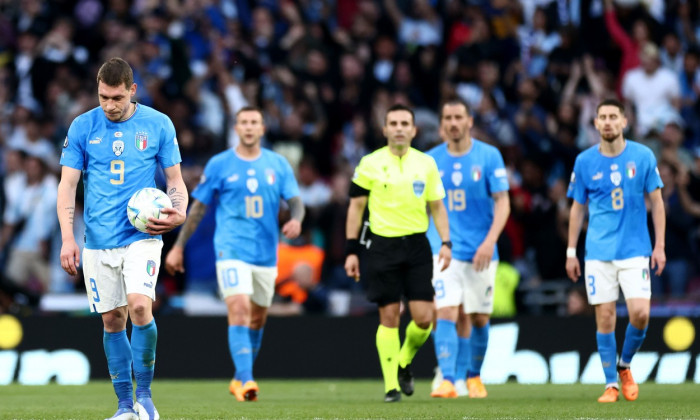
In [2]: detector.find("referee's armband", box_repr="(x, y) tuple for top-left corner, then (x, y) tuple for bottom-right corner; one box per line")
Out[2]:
(345, 239), (363, 257)
(349, 182), (369, 198)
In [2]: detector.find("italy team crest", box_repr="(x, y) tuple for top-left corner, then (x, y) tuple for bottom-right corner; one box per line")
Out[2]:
(626, 162), (636, 178)
(471, 166), (482, 182)
(146, 260), (157, 276)
(135, 132), (148, 151)
(265, 169), (276, 185)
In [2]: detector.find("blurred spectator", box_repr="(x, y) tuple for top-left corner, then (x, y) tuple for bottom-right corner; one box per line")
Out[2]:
(604, 0), (651, 93)
(297, 155), (332, 215)
(622, 42), (681, 138)
(271, 225), (327, 315)
(0, 150), (57, 293)
(517, 6), (561, 77)
(651, 160), (693, 298)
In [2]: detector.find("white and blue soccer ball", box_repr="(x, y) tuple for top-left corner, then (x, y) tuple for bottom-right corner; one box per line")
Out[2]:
(126, 187), (172, 233)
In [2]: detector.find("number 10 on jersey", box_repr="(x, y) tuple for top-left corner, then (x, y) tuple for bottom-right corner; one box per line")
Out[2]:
(245, 195), (263, 218)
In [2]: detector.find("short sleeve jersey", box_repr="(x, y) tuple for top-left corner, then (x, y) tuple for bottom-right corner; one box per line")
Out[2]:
(60, 104), (181, 249)
(192, 148), (300, 267)
(426, 140), (510, 261)
(352, 146), (445, 237)
(567, 140), (663, 260)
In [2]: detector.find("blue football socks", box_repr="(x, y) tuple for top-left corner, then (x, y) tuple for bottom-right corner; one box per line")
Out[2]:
(229, 325), (253, 383)
(131, 319), (157, 398)
(455, 336), (471, 381)
(596, 331), (618, 386)
(435, 319), (458, 383)
(249, 327), (264, 363)
(620, 323), (647, 366)
(467, 323), (490, 378)
(104, 329), (134, 409)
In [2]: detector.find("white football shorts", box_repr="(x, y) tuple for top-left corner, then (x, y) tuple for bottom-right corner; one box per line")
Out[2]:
(584, 257), (651, 305)
(432, 255), (498, 314)
(216, 259), (278, 307)
(82, 239), (163, 313)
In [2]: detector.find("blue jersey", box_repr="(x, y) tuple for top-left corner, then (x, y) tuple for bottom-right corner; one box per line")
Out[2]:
(191, 148), (300, 267)
(60, 104), (181, 250)
(426, 140), (509, 261)
(567, 140), (663, 260)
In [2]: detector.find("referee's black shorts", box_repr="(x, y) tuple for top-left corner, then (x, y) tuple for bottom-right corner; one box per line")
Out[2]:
(365, 232), (434, 306)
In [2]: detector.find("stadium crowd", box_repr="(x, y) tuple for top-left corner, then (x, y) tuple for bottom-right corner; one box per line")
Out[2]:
(1, 0), (700, 316)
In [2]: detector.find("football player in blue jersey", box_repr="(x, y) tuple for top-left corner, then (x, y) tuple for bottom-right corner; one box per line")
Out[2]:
(164, 106), (304, 402)
(566, 98), (666, 403)
(57, 58), (188, 420)
(426, 99), (510, 399)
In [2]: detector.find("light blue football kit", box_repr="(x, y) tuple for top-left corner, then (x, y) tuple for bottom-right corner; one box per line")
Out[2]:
(426, 139), (509, 386)
(567, 140), (663, 389)
(192, 148), (300, 266)
(61, 104), (181, 249)
(567, 141), (663, 261)
(61, 103), (181, 412)
(191, 147), (300, 384)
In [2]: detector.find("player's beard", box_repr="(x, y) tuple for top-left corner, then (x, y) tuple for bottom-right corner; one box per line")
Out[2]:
(600, 131), (620, 143)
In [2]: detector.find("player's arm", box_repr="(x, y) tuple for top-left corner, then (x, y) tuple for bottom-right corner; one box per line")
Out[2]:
(648, 188), (666, 275)
(566, 200), (586, 282)
(147, 164), (188, 235)
(164, 198), (208, 275)
(281, 196), (305, 240)
(344, 183), (368, 281)
(57, 166), (82, 276)
(428, 198), (452, 272)
(473, 191), (511, 272)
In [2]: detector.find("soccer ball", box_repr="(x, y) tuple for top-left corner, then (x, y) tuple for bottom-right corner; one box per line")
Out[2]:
(126, 188), (172, 233)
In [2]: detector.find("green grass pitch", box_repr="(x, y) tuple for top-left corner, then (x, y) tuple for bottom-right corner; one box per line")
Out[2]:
(2, 380), (699, 419)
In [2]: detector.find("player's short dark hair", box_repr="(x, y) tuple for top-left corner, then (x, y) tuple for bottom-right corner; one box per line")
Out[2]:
(384, 103), (415, 125)
(96, 57), (134, 88)
(439, 98), (471, 119)
(236, 105), (264, 121)
(596, 99), (625, 115)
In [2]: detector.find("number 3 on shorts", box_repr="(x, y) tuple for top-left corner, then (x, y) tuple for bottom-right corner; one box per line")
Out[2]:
(587, 275), (596, 296)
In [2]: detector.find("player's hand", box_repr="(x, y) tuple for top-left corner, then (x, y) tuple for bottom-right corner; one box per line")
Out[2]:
(60, 238), (81, 276)
(566, 256), (581, 282)
(473, 241), (494, 272)
(345, 254), (360, 282)
(438, 245), (452, 272)
(165, 245), (185, 275)
(651, 246), (666, 276)
(282, 219), (302, 239)
(146, 207), (186, 235)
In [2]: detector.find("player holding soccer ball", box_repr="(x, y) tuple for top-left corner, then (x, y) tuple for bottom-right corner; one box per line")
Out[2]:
(566, 99), (666, 403)
(57, 58), (188, 420)
(164, 106), (304, 402)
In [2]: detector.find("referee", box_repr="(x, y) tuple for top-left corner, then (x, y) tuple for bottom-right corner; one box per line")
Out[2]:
(345, 104), (452, 402)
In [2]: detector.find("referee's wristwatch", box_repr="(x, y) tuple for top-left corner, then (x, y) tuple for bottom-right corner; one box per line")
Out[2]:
(441, 240), (452, 249)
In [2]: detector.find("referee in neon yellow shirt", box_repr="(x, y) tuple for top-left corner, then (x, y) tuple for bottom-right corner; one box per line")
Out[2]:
(345, 104), (452, 402)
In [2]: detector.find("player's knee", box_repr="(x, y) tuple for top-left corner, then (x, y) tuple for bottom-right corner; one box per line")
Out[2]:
(629, 309), (649, 328)
(129, 302), (150, 320)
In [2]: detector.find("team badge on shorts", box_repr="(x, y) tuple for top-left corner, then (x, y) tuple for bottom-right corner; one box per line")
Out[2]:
(412, 180), (425, 197)
(146, 260), (157, 276)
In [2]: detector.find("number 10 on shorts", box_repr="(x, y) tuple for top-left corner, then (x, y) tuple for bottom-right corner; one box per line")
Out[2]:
(223, 268), (239, 289)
